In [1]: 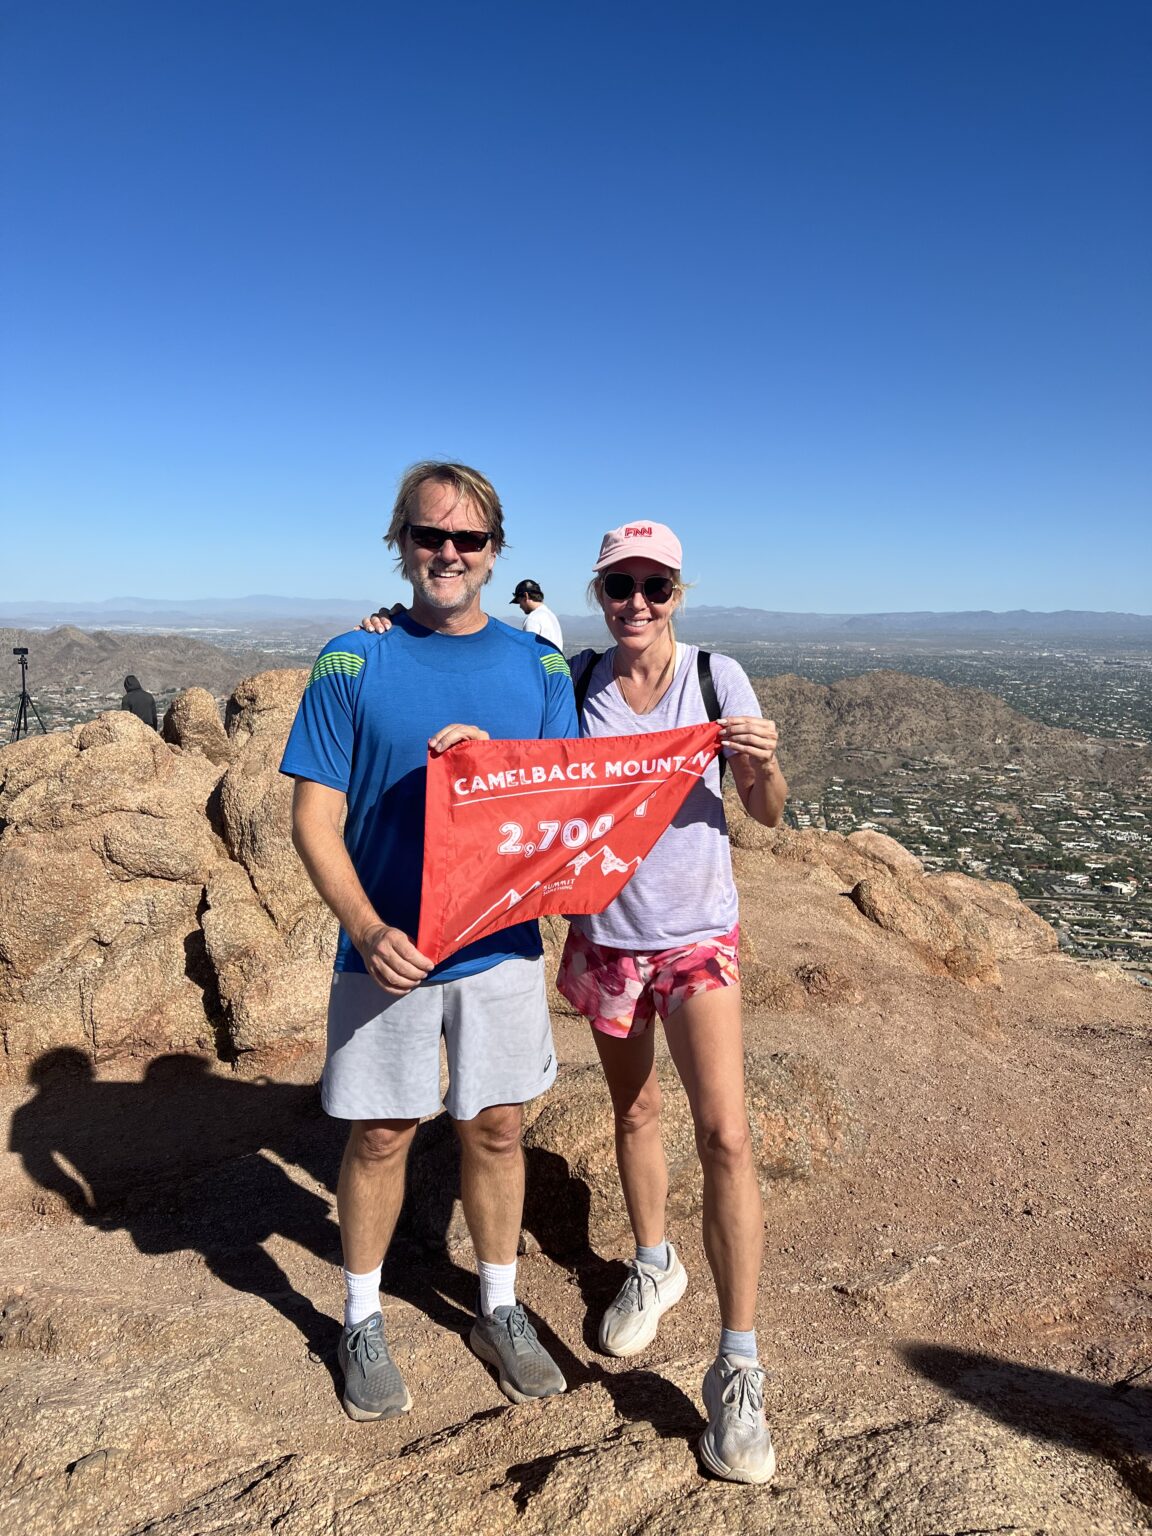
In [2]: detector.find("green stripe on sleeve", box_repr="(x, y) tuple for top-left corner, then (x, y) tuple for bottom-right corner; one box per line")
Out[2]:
(306, 651), (365, 687)
(539, 652), (571, 677)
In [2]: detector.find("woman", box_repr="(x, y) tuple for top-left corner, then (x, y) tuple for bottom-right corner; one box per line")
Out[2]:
(558, 520), (786, 1485)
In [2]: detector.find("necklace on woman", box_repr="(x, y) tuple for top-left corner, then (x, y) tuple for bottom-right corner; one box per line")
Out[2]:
(613, 643), (676, 716)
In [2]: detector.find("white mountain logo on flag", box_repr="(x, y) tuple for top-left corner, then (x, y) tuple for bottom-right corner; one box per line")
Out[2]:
(569, 845), (643, 878)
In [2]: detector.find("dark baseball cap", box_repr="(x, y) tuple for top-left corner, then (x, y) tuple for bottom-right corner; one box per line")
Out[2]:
(510, 579), (544, 602)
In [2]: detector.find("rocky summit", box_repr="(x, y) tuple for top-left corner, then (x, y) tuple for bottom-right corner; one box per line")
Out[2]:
(0, 675), (1149, 1535)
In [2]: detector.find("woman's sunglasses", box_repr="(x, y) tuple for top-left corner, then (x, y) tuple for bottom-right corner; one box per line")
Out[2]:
(403, 522), (492, 553)
(601, 572), (677, 603)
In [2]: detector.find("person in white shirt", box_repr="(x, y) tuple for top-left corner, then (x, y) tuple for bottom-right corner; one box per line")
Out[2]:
(510, 579), (563, 649)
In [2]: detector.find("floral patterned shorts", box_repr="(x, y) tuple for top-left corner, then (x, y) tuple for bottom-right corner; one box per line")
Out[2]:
(556, 923), (741, 1040)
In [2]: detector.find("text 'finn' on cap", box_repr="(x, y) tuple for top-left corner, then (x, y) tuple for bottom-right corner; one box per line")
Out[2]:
(592, 522), (683, 571)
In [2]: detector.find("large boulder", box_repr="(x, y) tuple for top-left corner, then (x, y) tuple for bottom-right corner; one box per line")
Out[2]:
(0, 675), (333, 1077)
(200, 864), (334, 1054)
(205, 668), (336, 1047)
(929, 870), (1059, 960)
(225, 669), (309, 747)
(845, 827), (924, 877)
(218, 674), (311, 916)
(728, 822), (1056, 989)
(850, 872), (1002, 986)
(162, 687), (232, 766)
(0, 716), (226, 1066)
(846, 867), (1056, 986)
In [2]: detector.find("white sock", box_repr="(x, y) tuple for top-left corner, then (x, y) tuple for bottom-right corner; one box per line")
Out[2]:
(343, 1263), (383, 1328)
(478, 1259), (517, 1316)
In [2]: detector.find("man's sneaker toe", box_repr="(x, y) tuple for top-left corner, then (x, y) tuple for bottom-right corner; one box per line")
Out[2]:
(469, 1303), (566, 1404)
(338, 1312), (412, 1421)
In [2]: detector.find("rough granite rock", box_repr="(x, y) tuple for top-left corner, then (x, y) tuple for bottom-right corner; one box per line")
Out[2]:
(1, 714), (1149, 1534)
(161, 686), (233, 766)
(201, 864), (333, 1054)
(0, 715), (227, 1064)
(1, 1317), (1146, 1536)
(844, 827), (924, 877)
(216, 740), (312, 931)
(849, 872), (1002, 985)
(726, 820), (1054, 990)
(0, 675), (332, 1074)
(929, 868), (1059, 960)
(726, 819), (877, 891)
(224, 668), (310, 747)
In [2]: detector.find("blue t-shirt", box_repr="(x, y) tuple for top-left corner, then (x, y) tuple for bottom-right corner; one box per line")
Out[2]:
(280, 612), (577, 982)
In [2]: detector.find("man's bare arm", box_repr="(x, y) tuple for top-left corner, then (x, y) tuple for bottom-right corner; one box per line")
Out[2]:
(291, 778), (433, 995)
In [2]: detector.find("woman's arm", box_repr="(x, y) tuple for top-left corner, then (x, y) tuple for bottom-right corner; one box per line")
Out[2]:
(721, 716), (788, 827)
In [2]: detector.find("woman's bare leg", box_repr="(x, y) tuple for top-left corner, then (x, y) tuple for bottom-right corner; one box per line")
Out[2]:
(661, 983), (762, 1330)
(592, 1024), (667, 1248)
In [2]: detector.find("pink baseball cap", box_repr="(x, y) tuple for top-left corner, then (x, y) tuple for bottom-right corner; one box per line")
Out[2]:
(592, 521), (683, 572)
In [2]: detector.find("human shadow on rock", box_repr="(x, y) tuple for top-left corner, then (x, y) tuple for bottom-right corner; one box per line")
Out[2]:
(903, 1343), (1152, 1505)
(524, 1142), (702, 1445)
(11, 1049), (345, 1362)
(393, 1110), (702, 1441)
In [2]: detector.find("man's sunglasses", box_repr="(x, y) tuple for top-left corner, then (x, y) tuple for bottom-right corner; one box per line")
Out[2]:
(403, 522), (492, 553)
(601, 572), (677, 603)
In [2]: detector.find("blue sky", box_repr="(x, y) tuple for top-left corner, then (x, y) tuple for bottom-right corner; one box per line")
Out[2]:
(2, 0), (1149, 615)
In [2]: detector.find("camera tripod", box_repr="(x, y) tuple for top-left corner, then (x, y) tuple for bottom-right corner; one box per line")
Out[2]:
(10, 649), (47, 742)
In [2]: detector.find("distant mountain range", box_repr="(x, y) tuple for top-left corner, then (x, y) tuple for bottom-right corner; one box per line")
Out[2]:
(6, 622), (1146, 799)
(2, 597), (1150, 644)
(0, 626), (304, 701)
(676, 607), (1152, 643)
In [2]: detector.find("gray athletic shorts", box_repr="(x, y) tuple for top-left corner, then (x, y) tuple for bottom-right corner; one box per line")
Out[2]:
(321, 955), (556, 1123)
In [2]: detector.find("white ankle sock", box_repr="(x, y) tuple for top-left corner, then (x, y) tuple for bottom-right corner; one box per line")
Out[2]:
(343, 1263), (383, 1328)
(477, 1259), (517, 1316)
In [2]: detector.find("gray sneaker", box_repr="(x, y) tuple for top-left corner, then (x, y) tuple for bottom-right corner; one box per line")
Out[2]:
(699, 1353), (776, 1484)
(469, 1303), (567, 1404)
(598, 1245), (688, 1357)
(337, 1312), (412, 1422)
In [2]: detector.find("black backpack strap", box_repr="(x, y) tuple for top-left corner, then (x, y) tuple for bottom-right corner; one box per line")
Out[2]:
(696, 649), (721, 721)
(695, 649), (728, 784)
(572, 651), (602, 716)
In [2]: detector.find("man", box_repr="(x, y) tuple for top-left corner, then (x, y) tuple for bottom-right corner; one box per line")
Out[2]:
(121, 674), (158, 729)
(510, 579), (563, 649)
(281, 462), (577, 1422)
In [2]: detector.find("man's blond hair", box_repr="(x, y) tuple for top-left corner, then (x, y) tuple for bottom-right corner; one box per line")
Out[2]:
(385, 461), (506, 577)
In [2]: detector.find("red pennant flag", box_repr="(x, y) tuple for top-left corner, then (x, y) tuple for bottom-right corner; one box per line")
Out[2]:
(417, 722), (721, 965)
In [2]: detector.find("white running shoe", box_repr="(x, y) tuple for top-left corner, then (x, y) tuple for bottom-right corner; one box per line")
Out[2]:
(597, 1245), (688, 1358)
(699, 1352), (776, 1484)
